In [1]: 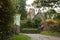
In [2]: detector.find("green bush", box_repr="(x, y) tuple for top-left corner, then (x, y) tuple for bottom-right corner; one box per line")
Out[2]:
(20, 18), (41, 33)
(43, 20), (60, 33)
(51, 23), (60, 32)
(20, 19), (41, 28)
(26, 19), (34, 28)
(21, 28), (39, 33)
(20, 19), (41, 33)
(33, 18), (41, 28)
(40, 31), (60, 37)
(0, 0), (14, 40)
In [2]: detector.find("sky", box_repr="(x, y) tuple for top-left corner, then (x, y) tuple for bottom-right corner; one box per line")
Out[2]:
(26, 0), (35, 12)
(26, 0), (34, 5)
(26, 0), (60, 13)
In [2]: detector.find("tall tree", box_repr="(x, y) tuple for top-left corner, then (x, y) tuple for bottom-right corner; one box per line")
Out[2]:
(33, 0), (60, 21)
(18, 0), (27, 20)
(34, 0), (59, 7)
(45, 9), (57, 19)
(0, 0), (14, 40)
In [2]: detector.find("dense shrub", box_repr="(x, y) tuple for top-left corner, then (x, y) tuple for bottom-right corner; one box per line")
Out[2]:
(33, 18), (41, 28)
(43, 19), (60, 33)
(20, 19), (41, 33)
(21, 28), (39, 33)
(21, 18), (41, 28)
(50, 21), (60, 32)
(0, 0), (14, 40)
(26, 19), (33, 28)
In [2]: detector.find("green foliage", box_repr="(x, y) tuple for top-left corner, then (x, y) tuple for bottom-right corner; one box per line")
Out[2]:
(11, 0), (27, 20)
(20, 18), (41, 33)
(33, 0), (60, 7)
(21, 17), (41, 28)
(50, 21), (60, 32)
(51, 26), (60, 32)
(10, 34), (30, 40)
(45, 9), (56, 19)
(42, 19), (60, 33)
(19, 0), (27, 20)
(40, 31), (60, 37)
(21, 28), (39, 33)
(0, 0), (14, 40)
(34, 0), (41, 4)
(33, 18), (41, 28)
(55, 14), (60, 20)
(20, 19), (34, 28)
(33, 0), (60, 33)
(26, 19), (34, 28)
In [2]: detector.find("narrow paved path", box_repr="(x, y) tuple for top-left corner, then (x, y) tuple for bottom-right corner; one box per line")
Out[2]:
(24, 34), (60, 40)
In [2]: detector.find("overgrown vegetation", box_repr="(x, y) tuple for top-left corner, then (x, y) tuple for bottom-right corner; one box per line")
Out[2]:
(40, 31), (60, 37)
(21, 18), (41, 28)
(10, 34), (30, 40)
(19, 0), (27, 20)
(0, 0), (27, 40)
(0, 0), (15, 40)
(33, 0), (60, 35)
(20, 18), (41, 33)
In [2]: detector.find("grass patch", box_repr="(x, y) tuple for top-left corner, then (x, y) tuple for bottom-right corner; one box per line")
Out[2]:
(21, 28), (39, 33)
(10, 34), (30, 40)
(40, 31), (60, 37)
(22, 28), (38, 30)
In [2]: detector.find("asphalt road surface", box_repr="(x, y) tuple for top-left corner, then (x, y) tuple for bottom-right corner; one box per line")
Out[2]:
(24, 34), (60, 40)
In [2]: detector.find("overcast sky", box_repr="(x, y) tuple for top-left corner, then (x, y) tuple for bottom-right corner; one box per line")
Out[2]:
(26, 0), (34, 5)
